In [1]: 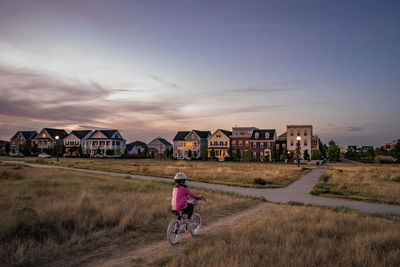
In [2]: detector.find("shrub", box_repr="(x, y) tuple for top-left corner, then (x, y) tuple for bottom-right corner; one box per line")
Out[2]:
(253, 178), (267, 185)
(375, 155), (395, 164)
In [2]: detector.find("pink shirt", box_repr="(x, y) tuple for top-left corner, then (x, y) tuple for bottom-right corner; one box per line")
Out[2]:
(171, 186), (202, 211)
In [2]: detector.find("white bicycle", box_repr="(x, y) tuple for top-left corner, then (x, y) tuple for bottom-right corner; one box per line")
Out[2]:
(167, 200), (203, 245)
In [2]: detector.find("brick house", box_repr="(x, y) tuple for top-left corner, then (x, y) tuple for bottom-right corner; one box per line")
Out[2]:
(249, 129), (277, 161)
(230, 127), (257, 155)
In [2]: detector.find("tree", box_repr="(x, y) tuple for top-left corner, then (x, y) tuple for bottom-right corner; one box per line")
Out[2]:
(31, 142), (38, 156)
(138, 147), (142, 155)
(234, 149), (241, 162)
(96, 147), (101, 155)
(271, 146), (278, 162)
(227, 147), (233, 160)
(115, 147), (121, 156)
(210, 148), (216, 160)
(281, 148), (289, 162)
(188, 149), (192, 159)
(144, 146), (149, 156)
(106, 149), (114, 156)
(241, 151), (251, 162)
(201, 150), (208, 161)
(303, 149), (310, 161)
(312, 149), (322, 160)
(327, 140), (340, 162)
(5, 142), (11, 154)
(78, 146), (83, 157)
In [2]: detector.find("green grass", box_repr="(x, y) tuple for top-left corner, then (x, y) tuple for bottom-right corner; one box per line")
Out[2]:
(0, 162), (261, 266)
(311, 163), (400, 205)
(0, 156), (314, 188)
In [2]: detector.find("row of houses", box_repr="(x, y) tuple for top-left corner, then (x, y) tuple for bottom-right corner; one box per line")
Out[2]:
(9, 128), (173, 157)
(173, 125), (320, 161)
(7, 124), (320, 161)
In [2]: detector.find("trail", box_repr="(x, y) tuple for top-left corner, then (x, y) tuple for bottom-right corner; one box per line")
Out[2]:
(83, 202), (274, 267)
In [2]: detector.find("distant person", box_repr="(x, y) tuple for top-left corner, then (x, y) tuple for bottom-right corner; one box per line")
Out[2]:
(171, 172), (205, 223)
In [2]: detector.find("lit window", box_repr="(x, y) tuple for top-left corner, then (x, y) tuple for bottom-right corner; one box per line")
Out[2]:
(232, 140), (236, 146)
(245, 140), (249, 146)
(239, 140), (242, 146)
(255, 132), (259, 139)
(265, 132), (269, 139)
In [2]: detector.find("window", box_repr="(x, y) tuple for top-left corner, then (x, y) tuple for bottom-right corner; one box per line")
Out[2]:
(232, 140), (236, 146)
(265, 132), (269, 139)
(291, 141), (294, 146)
(210, 142), (212, 146)
(304, 131), (307, 136)
(297, 131), (300, 136)
(253, 152), (257, 159)
(290, 131), (294, 136)
(255, 132), (259, 139)
(276, 144), (279, 149)
(245, 140), (249, 146)
(239, 140), (242, 146)
(260, 142), (264, 147)
(256, 142), (260, 148)
(304, 140), (307, 146)
(112, 141), (115, 146)
(225, 141), (227, 146)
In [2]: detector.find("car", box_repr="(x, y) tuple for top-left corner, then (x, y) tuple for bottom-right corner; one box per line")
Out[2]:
(38, 153), (52, 158)
(11, 152), (24, 157)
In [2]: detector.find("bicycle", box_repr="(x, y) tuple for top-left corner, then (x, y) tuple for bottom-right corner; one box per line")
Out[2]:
(167, 199), (203, 245)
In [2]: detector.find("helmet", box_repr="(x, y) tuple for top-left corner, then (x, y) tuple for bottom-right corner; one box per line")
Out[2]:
(174, 172), (187, 181)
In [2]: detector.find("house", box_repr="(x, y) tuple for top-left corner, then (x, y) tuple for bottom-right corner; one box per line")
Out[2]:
(83, 130), (126, 157)
(173, 130), (211, 159)
(10, 131), (38, 155)
(126, 141), (147, 155)
(148, 137), (173, 156)
(32, 128), (68, 153)
(230, 127), (257, 155)
(208, 129), (232, 161)
(384, 139), (399, 151)
(63, 130), (92, 157)
(275, 132), (287, 151)
(250, 129), (277, 161)
(361, 146), (374, 152)
(287, 125), (313, 159)
(347, 145), (359, 152)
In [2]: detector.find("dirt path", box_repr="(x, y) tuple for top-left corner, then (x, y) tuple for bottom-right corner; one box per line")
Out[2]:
(83, 202), (274, 267)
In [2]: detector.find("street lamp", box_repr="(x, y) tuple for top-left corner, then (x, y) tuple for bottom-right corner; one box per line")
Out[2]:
(296, 136), (301, 167)
(55, 136), (60, 162)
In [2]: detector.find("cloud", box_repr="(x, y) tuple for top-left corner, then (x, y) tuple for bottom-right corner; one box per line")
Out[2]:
(222, 86), (302, 94)
(345, 126), (364, 132)
(150, 75), (181, 90)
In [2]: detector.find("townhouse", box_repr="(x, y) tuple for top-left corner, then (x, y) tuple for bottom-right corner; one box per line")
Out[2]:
(10, 131), (38, 155)
(173, 130), (211, 159)
(63, 130), (92, 156)
(249, 129), (277, 161)
(83, 130), (126, 157)
(208, 129), (232, 161)
(230, 127), (257, 155)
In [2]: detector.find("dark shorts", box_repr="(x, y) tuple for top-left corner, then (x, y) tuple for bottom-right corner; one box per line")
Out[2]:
(171, 203), (194, 219)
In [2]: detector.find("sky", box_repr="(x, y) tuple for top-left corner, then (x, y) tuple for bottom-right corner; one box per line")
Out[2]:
(0, 0), (399, 147)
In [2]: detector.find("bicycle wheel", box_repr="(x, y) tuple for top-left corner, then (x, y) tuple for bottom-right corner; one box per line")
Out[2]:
(167, 219), (181, 245)
(189, 213), (201, 236)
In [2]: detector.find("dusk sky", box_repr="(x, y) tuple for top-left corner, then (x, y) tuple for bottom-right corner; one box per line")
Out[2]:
(1, 0), (399, 147)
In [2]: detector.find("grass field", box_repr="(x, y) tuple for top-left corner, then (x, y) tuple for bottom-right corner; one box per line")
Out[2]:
(311, 163), (400, 205)
(0, 157), (314, 188)
(0, 162), (261, 266)
(153, 204), (400, 267)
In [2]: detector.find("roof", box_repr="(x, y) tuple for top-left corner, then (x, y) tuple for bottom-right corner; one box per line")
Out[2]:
(218, 129), (232, 137)
(126, 141), (147, 150)
(287, 125), (313, 128)
(278, 132), (287, 140)
(88, 130), (123, 139)
(173, 131), (190, 141)
(44, 128), (68, 139)
(157, 137), (172, 146)
(10, 131), (37, 141)
(70, 130), (92, 139)
(193, 130), (211, 139)
(250, 129), (276, 140)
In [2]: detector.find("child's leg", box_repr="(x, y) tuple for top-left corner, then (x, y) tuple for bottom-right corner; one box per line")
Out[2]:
(185, 203), (194, 219)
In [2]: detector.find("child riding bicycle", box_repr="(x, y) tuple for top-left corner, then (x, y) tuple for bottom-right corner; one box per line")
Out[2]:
(171, 172), (205, 223)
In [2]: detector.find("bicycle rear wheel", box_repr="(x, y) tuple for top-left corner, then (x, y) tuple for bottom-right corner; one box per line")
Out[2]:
(189, 213), (201, 236)
(167, 219), (181, 245)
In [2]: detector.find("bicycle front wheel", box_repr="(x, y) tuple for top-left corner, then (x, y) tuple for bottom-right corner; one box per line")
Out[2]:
(167, 219), (181, 245)
(189, 213), (201, 236)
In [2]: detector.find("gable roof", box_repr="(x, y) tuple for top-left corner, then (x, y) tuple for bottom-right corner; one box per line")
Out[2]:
(44, 128), (68, 139)
(218, 129), (232, 137)
(88, 130), (124, 140)
(126, 141), (147, 150)
(157, 138), (172, 146)
(192, 130), (211, 139)
(11, 131), (38, 141)
(70, 130), (92, 139)
(173, 131), (190, 141)
(250, 129), (276, 140)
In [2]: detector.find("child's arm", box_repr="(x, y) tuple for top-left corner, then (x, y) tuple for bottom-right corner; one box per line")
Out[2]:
(183, 187), (204, 200)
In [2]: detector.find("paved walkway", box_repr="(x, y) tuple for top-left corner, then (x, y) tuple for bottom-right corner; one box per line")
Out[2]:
(3, 161), (400, 215)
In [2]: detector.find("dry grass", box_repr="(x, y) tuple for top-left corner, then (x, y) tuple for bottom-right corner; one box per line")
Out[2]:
(0, 163), (260, 266)
(1, 157), (313, 188)
(311, 163), (400, 204)
(153, 205), (400, 267)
